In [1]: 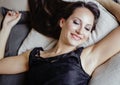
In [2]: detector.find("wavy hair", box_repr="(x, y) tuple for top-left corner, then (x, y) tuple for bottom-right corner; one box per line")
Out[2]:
(29, 0), (100, 39)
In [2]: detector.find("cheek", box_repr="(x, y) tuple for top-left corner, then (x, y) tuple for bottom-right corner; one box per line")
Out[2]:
(67, 22), (77, 32)
(84, 32), (91, 40)
(64, 23), (74, 33)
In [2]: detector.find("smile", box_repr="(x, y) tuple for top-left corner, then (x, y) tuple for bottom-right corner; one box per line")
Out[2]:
(71, 33), (82, 41)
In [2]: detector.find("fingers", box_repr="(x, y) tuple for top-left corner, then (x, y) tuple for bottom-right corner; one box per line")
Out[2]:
(15, 12), (22, 22)
(7, 11), (17, 16)
(6, 10), (21, 18)
(3, 11), (22, 28)
(6, 10), (22, 22)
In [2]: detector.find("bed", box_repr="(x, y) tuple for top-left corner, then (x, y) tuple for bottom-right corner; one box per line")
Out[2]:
(0, 0), (120, 85)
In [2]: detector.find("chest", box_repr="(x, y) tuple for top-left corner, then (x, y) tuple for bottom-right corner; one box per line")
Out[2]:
(28, 55), (90, 85)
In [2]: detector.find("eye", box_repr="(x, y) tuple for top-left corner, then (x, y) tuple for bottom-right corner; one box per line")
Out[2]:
(85, 27), (91, 31)
(73, 20), (80, 25)
(85, 25), (92, 31)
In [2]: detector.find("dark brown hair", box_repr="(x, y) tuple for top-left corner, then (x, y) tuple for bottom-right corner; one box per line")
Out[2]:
(29, 0), (100, 39)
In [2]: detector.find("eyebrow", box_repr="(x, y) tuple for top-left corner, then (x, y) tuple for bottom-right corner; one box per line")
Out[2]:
(74, 17), (81, 22)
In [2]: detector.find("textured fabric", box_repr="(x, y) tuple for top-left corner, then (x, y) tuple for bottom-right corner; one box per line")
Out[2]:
(27, 47), (90, 85)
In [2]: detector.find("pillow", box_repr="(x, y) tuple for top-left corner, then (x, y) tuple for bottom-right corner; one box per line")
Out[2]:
(0, 7), (31, 56)
(18, 29), (57, 54)
(18, 0), (119, 54)
(82, 0), (119, 47)
(0, 0), (29, 11)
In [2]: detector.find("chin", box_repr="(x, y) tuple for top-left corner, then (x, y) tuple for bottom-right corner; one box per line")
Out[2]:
(68, 41), (82, 47)
(69, 37), (85, 46)
(66, 37), (85, 47)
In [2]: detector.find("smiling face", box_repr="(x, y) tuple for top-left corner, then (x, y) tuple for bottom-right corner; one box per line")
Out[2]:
(59, 7), (94, 47)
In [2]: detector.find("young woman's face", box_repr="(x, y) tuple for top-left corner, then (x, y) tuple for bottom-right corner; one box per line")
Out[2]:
(59, 7), (94, 47)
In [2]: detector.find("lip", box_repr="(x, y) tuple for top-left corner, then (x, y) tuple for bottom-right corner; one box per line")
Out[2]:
(71, 33), (82, 41)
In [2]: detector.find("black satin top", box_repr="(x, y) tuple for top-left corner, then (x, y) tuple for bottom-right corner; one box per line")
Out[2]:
(27, 47), (91, 85)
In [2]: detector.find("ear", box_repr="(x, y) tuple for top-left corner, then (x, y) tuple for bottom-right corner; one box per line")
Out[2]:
(59, 18), (65, 28)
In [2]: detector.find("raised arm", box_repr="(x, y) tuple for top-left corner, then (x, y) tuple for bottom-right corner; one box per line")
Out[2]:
(0, 11), (21, 58)
(93, 0), (120, 69)
(83, 0), (120, 75)
(0, 11), (29, 74)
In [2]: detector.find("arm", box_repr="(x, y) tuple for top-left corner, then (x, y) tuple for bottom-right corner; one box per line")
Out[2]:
(93, 0), (120, 65)
(0, 11), (29, 74)
(0, 26), (11, 58)
(0, 11), (21, 59)
(83, 0), (120, 75)
(0, 51), (30, 74)
(91, 26), (120, 67)
(82, 26), (120, 75)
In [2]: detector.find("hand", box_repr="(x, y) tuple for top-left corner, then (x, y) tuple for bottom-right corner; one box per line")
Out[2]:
(2, 11), (21, 30)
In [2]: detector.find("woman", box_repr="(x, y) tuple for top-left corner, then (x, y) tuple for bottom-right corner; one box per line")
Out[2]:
(0, 0), (120, 85)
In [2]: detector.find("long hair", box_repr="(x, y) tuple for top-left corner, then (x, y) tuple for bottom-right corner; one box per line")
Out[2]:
(28, 0), (100, 39)
(28, 0), (71, 39)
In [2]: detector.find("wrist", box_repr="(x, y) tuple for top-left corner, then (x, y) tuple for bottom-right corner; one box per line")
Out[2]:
(0, 27), (12, 38)
(1, 26), (12, 33)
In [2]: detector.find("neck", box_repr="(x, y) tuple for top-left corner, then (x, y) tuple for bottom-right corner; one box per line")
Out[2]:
(41, 40), (77, 58)
(51, 41), (76, 54)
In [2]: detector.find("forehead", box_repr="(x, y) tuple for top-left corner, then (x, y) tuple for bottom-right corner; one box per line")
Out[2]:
(69, 7), (94, 25)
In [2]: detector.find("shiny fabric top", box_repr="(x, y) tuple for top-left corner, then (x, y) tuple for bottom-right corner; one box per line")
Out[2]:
(27, 47), (91, 85)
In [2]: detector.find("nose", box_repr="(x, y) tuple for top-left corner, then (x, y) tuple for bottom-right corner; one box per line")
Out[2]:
(76, 27), (84, 35)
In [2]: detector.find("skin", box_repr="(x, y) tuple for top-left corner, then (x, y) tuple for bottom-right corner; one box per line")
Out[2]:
(0, 0), (120, 77)
(96, 0), (120, 22)
(0, 11), (21, 58)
